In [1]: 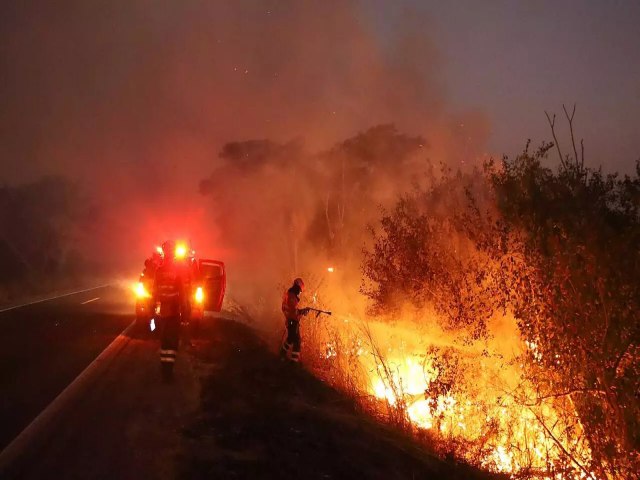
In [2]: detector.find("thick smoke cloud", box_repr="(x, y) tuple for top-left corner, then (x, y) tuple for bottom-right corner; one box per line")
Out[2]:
(0, 1), (489, 276)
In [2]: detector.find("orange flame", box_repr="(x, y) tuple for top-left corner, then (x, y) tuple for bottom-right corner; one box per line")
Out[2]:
(313, 316), (595, 479)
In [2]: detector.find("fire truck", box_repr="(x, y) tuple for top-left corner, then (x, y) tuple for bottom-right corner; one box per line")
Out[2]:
(134, 241), (226, 330)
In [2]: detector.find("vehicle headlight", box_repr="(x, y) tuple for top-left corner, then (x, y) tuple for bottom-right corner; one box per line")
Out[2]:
(135, 282), (149, 298)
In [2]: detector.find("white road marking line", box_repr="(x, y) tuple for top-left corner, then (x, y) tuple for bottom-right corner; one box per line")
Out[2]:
(0, 320), (136, 474)
(0, 284), (111, 314)
(81, 297), (100, 305)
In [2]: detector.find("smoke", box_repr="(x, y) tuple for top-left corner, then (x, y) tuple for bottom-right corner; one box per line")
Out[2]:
(0, 1), (489, 290)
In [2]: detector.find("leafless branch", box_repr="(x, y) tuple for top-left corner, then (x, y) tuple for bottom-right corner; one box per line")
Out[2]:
(563, 103), (583, 171)
(611, 338), (637, 377)
(528, 406), (595, 479)
(325, 191), (335, 240)
(521, 386), (606, 406)
(545, 111), (567, 170)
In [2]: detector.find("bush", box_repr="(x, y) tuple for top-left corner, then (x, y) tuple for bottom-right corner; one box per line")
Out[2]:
(362, 142), (640, 478)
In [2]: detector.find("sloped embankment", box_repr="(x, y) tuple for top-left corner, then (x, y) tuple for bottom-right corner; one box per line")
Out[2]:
(179, 318), (498, 479)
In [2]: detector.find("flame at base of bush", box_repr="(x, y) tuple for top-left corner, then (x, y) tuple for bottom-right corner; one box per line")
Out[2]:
(305, 314), (597, 479)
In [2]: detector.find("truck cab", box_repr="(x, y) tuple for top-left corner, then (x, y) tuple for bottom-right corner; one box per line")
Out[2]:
(135, 243), (226, 330)
(189, 258), (226, 322)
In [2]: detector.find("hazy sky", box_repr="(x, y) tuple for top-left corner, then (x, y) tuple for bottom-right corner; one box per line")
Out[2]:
(374, 0), (640, 171)
(1, 0), (639, 189)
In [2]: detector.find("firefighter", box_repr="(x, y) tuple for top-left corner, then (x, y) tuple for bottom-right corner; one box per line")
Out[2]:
(280, 277), (310, 363)
(141, 251), (161, 293)
(152, 240), (187, 378)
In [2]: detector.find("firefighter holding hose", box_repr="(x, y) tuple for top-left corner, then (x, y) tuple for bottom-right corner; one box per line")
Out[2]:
(280, 277), (333, 363)
(280, 278), (309, 363)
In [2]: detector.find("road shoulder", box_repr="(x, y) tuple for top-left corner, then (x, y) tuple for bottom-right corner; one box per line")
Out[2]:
(1, 323), (200, 480)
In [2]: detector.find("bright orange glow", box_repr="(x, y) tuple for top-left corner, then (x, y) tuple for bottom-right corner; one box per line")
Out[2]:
(175, 244), (187, 258)
(134, 282), (149, 298)
(156, 245), (163, 254)
(313, 317), (595, 479)
(327, 266), (335, 273)
(195, 286), (204, 303)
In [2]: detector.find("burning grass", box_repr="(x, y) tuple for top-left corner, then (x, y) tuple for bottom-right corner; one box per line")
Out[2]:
(302, 312), (596, 479)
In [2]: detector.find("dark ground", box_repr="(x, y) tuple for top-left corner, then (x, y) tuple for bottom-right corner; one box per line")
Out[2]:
(1, 302), (199, 480)
(0, 285), (131, 450)
(0, 290), (498, 479)
(179, 318), (496, 480)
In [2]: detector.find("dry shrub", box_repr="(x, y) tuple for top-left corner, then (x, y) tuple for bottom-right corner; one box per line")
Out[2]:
(357, 144), (639, 478)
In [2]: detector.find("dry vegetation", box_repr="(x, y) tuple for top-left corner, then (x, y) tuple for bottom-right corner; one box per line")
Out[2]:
(299, 140), (639, 478)
(205, 117), (638, 479)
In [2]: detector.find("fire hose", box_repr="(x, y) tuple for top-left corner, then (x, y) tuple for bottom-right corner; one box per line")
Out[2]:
(304, 307), (332, 319)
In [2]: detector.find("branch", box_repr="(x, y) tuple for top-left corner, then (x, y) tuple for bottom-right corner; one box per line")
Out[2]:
(521, 386), (606, 406)
(598, 281), (611, 347)
(545, 111), (567, 170)
(325, 191), (335, 240)
(611, 337), (638, 377)
(563, 103), (580, 170)
(527, 406), (595, 479)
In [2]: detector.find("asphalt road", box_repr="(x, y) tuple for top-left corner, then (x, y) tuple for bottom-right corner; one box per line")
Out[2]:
(0, 285), (199, 480)
(0, 287), (497, 479)
(0, 285), (132, 451)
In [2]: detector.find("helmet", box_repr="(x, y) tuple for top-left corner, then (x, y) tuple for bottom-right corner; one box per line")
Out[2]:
(293, 277), (305, 292)
(161, 240), (176, 259)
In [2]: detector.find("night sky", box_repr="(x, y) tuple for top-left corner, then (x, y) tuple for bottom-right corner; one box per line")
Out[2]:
(369, 0), (640, 172)
(1, 0), (638, 189)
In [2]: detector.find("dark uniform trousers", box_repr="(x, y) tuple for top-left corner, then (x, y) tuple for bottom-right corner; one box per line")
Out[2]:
(159, 315), (180, 364)
(281, 319), (301, 362)
(154, 260), (185, 367)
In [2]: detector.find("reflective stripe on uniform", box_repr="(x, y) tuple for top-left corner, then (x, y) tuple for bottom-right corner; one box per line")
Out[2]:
(160, 348), (177, 363)
(290, 352), (300, 362)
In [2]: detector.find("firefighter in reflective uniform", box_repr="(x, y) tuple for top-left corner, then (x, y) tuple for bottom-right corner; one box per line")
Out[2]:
(152, 240), (187, 376)
(280, 278), (310, 362)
